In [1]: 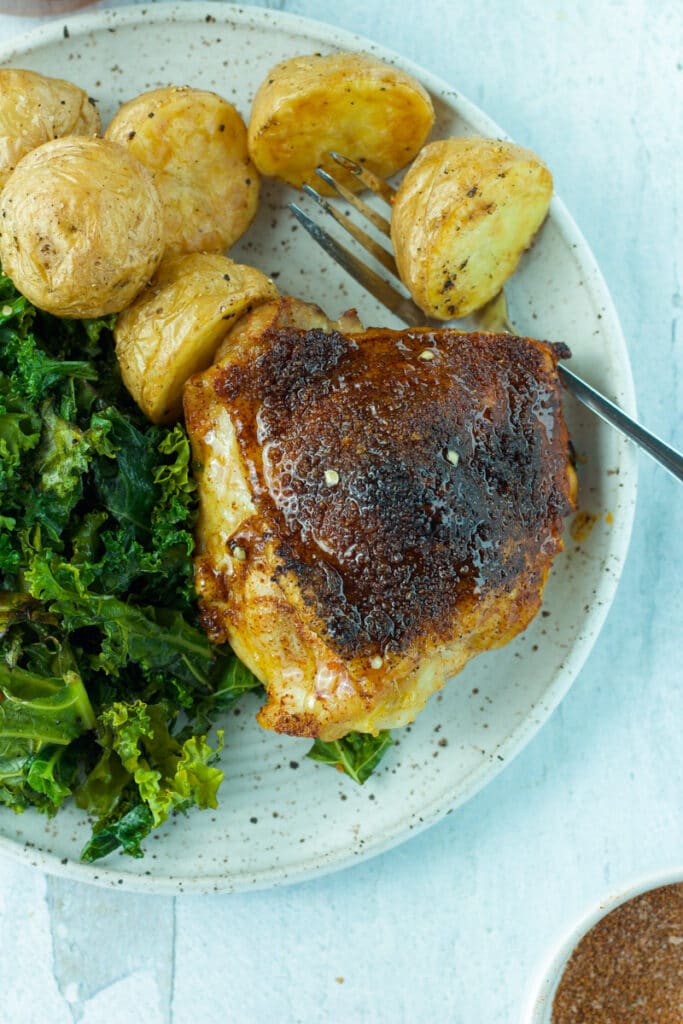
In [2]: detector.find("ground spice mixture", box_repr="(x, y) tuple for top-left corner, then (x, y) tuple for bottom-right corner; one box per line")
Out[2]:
(552, 883), (683, 1024)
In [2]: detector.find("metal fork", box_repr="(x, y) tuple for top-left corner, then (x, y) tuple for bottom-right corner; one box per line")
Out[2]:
(289, 152), (683, 484)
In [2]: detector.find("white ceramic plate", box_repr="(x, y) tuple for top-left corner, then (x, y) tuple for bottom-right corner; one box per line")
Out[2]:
(0, 3), (637, 893)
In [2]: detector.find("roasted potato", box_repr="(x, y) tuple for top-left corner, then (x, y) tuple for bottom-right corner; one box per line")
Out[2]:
(115, 252), (278, 424)
(391, 136), (554, 319)
(0, 136), (163, 318)
(247, 51), (434, 193)
(105, 86), (260, 255)
(0, 68), (100, 189)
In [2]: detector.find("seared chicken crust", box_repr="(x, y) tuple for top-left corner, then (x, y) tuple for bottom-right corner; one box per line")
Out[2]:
(184, 298), (577, 740)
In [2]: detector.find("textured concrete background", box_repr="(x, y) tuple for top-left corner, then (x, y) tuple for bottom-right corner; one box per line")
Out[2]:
(0, 1), (681, 1022)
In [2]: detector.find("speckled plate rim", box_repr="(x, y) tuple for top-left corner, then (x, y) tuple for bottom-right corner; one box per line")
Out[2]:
(0, 2), (638, 894)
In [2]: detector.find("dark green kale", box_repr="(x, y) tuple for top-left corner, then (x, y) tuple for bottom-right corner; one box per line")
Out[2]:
(77, 701), (223, 862)
(307, 730), (394, 784)
(0, 269), (260, 860)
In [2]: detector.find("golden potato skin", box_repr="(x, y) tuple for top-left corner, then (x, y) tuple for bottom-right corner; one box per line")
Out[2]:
(248, 51), (434, 193)
(0, 68), (100, 189)
(115, 252), (278, 424)
(391, 136), (554, 319)
(106, 86), (260, 255)
(0, 136), (163, 318)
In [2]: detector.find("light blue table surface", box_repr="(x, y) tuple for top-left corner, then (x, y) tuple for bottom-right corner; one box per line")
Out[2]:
(0, 2), (681, 1022)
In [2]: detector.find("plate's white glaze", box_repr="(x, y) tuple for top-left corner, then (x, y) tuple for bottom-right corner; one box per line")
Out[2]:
(0, 3), (637, 893)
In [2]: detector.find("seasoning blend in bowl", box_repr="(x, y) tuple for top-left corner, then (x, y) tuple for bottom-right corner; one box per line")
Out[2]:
(551, 883), (683, 1023)
(526, 877), (683, 1024)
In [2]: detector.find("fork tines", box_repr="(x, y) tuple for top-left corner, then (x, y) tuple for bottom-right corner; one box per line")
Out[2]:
(310, 168), (392, 237)
(327, 152), (397, 205)
(289, 152), (424, 326)
(288, 201), (422, 325)
(300, 181), (397, 275)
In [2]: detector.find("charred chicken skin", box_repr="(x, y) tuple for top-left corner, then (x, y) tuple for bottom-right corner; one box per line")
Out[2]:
(184, 298), (577, 741)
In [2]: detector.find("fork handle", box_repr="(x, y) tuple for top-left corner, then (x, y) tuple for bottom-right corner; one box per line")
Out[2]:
(558, 364), (683, 482)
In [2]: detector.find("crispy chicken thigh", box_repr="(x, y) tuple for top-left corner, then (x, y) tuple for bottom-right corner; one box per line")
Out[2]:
(184, 298), (577, 740)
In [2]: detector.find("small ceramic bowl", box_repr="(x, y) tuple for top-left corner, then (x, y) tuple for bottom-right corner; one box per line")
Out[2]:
(523, 867), (683, 1024)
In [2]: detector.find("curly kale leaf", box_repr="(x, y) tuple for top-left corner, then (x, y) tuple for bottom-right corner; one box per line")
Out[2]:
(99, 702), (223, 823)
(0, 309), (98, 403)
(307, 730), (394, 784)
(0, 388), (41, 575)
(207, 657), (263, 713)
(25, 743), (82, 807)
(24, 555), (247, 716)
(0, 271), (262, 857)
(91, 407), (159, 532)
(79, 802), (155, 862)
(21, 404), (114, 545)
(0, 380), (41, 489)
(0, 666), (95, 745)
(26, 556), (205, 674)
(77, 700), (223, 861)
(58, 416), (196, 608)
(0, 652), (96, 811)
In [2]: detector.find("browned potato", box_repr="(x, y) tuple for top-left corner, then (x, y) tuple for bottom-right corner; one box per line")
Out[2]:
(115, 252), (279, 424)
(247, 51), (434, 194)
(0, 137), (163, 318)
(106, 86), (260, 255)
(0, 68), (100, 189)
(391, 136), (553, 319)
